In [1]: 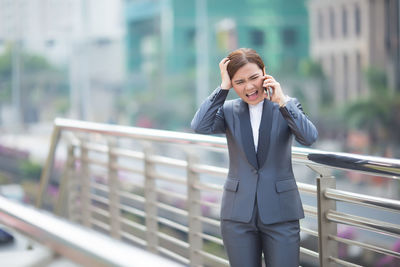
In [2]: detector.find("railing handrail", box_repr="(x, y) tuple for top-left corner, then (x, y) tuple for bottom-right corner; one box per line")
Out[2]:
(0, 196), (183, 267)
(32, 118), (400, 267)
(53, 118), (400, 179)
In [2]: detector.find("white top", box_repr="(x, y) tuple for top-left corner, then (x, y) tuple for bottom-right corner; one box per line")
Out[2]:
(249, 100), (264, 152)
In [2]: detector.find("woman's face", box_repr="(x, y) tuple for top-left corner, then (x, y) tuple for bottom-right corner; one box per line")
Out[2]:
(231, 63), (265, 105)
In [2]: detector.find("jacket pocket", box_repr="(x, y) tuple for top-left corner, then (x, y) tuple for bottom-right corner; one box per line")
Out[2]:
(275, 178), (297, 193)
(224, 177), (239, 192)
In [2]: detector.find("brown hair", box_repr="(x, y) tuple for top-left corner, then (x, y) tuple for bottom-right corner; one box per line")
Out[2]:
(227, 48), (265, 79)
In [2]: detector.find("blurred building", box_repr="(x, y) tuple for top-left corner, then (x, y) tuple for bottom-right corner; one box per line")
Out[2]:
(0, 0), (126, 124)
(308, 0), (400, 104)
(124, 0), (310, 95)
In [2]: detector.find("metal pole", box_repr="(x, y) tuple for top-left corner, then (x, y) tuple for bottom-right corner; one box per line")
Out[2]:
(80, 141), (91, 227)
(195, 0), (209, 108)
(11, 41), (22, 131)
(187, 152), (203, 266)
(144, 144), (159, 253)
(36, 126), (61, 208)
(108, 138), (121, 239)
(317, 175), (338, 267)
(55, 145), (75, 216)
(80, 0), (91, 120)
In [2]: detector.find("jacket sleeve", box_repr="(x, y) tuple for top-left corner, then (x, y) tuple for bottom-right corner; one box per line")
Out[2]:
(279, 98), (318, 146)
(191, 87), (228, 135)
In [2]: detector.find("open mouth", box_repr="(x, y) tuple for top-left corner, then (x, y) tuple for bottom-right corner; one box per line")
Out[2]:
(246, 90), (259, 101)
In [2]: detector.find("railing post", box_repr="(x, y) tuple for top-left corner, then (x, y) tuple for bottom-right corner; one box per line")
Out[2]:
(143, 144), (159, 253)
(67, 145), (79, 222)
(80, 141), (91, 227)
(55, 145), (75, 217)
(186, 152), (203, 267)
(108, 138), (121, 239)
(317, 175), (338, 267)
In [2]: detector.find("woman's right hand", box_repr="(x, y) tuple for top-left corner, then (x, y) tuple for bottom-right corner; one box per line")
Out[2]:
(219, 57), (232, 90)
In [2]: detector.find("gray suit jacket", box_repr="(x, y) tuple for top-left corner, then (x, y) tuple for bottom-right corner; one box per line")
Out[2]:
(191, 87), (318, 224)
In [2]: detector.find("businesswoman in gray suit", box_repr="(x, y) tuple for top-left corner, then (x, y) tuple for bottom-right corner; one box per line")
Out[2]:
(191, 48), (318, 267)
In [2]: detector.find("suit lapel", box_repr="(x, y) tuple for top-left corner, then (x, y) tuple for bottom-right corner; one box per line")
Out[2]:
(238, 101), (259, 170)
(256, 100), (274, 168)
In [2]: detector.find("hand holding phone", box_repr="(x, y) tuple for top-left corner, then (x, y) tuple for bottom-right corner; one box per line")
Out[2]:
(262, 68), (286, 105)
(263, 67), (273, 100)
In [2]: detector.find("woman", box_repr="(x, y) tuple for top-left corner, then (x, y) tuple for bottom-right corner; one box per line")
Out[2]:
(191, 48), (318, 267)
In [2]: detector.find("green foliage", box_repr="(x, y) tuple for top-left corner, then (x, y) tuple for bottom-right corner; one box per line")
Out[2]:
(0, 43), (69, 121)
(20, 160), (42, 181)
(122, 70), (197, 130)
(345, 67), (400, 152)
(299, 59), (325, 79)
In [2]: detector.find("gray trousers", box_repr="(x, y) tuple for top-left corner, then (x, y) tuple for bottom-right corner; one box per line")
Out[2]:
(221, 199), (300, 267)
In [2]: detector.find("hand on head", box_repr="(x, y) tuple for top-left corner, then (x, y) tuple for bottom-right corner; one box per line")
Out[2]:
(219, 57), (232, 90)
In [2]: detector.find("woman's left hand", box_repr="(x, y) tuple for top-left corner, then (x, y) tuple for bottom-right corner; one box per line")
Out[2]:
(263, 74), (287, 106)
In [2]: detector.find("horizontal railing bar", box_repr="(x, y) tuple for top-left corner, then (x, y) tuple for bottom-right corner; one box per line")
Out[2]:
(195, 200), (220, 210)
(196, 250), (229, 266)
(0, 196), (181, 267)
(111, 147), (144, 160)
(121, 217), (147, 232)
(327, 210), (400, 238)
(156, 202), (189, 217)
(110, 163), (145, 175)
(300, 227), (318, 237)
(291, 147), (400, 179)
(157, 247), (190, 265)
(55, 118), (400, 178)
(157, 217), (189, 233)
(119, 180), (144, 189)
(149, 170), (187, 185)
(303, 204), (318, 217)
(56, 118), (227, 148)
(190, 163), (228, 177)
(90, 218), (110, 231)
(193, 182), (223, 192)
(90, 206), (110, 218)
(119, 191), (146, 204)
(197, 232), (224, 245)
(297, 182), (317, 195)
(90, 194), (110, 205)
(90, 182), (110, 193)
(148, 155), (187, 168)
(81, 142), (109, 154)
(300, 247), (319, 258)
(329, 256), (363, 267)
(120, 231), (147, 247)
(120, 204), (146, 218)
(325, 188), (400, 213)
(157, 232), (190, 249)
(81, 157), (109, 168)
(195, 216), (220, 227)
(156, 188), (187, 201)
(329, 234), (400, 259)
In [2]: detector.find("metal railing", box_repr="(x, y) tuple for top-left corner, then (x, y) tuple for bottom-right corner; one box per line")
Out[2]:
(35, 118), (400, 267)
(0, 195), (183, 267)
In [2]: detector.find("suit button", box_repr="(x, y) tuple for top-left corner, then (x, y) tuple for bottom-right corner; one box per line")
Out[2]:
(252, 169), (258, 175)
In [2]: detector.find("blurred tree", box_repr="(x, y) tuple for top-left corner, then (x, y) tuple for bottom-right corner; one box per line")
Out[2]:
(0, 46), (12, 103)
(0, 44), (69, 123)
(299, 59), (333, 109)
(118, 69), (196, 131)
(345, 67), (400, 155)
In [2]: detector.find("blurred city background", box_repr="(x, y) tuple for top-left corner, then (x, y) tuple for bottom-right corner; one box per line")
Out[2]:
(0, 0), (399, 266)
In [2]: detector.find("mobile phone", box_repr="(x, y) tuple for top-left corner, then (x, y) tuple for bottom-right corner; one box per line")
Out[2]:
(263, 67), (273, 99)
(264, 87), (273, 99)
